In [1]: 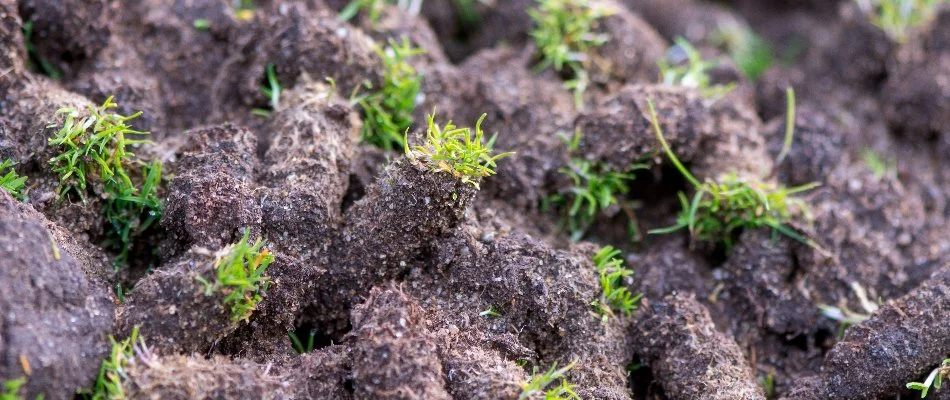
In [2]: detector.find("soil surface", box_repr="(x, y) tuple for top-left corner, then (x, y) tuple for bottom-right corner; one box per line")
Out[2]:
(1, 0), (949, 399)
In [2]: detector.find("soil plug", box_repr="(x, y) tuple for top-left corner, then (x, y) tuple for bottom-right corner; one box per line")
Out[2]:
(633, 293), (764, 400)
(350, 286), (451, 399)
(0, 191), (114, 399)
(822, 264), (950, 399)
(118, 231), (273, 354)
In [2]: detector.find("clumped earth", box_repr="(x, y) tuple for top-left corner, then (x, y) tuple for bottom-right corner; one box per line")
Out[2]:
(0, 0), (948, 399)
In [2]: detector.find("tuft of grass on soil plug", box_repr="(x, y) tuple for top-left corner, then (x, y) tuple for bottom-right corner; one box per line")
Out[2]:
(646, 99), (824, 252)
(196, 229), (274, 322)
(405, 112), (514, 189)
(355, 38), (425, 151)
(84, 325), (146, 400)
(590, 246), (642, 323)
(252, 63), (281, 117)
(288, 328), (317, 354)
(544, 130), (646, 241)
(0, 160), (28, 201)
(519, 361), (580, 400)
(856, 0), (942, 43)
(658, 37), (735, 99)
(48, 96), (163, 266)
(1, 378), (26, 400)
(529, 0), (614, 108)
(22, 21), (62, 80)
(908, 359), (950, 398)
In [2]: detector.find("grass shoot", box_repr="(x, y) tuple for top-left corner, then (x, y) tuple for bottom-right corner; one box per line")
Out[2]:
(1, 378), (25, 400)
(519, 361), (579, 400)
(646, 99), (823, 252)
(529, 0), (614, 107)
(591, 246), (642, 323)
(857, 0), (942, 42)
(908, 359), (950, 398)
(356, 38), (425, 151)
(196, 229), (274, 322)
(22, 20), (62, 79)
(658, 37), (736, 99)
(0, 160), (28, 201)
(253, 63), (281, 117)
(406, 113), (514, 189)
(84, 326), (145, 400)
(710, 26), (774, 81)
(288, 328), (318, 354)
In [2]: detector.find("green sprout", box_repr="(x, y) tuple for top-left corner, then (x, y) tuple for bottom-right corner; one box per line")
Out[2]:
(22, 21), (62, 80)
(710, 26), (773, 81)
(196, 229), (274, 322)
(253, 63), (281, 117)
(0, 160), (28, 201)
(48, 96), (163, 266)
(908, 359), (950, 398)
(544, 130), (645, 241)
(529, 0), (614, 107)
(646, 99), (823, 252)
(288, 328), (317, 354)
(658, 37), (736, 99)
(858, 0), (942, 43)
(818, 282), (880, 338)
(193, 19), (211, 30)
(590, 246), (641, 323)
(861, 149), (896, 180)
(760, 373), (776, 399)
(84, 326), (144, 400)
(355, 38), (425, 151)
(479, 305), (502, 318)
(1, 378), (26, 400)
(405, 113), (514, 189)
(519, 361), (579, 400)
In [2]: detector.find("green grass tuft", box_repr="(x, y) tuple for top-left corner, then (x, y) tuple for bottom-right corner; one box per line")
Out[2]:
(84, 326), (143, 400)
(519, 361), (579, 400)
(48, 96), (163, 267)
(1, 378), (26, 400)
(0, 160), (28, 201)
(591, 246), (642, 323)
(529, 0), (614, 107)
(646, 99), (823, 252)
(406, 113), (514, 189)
(544, 130), (645, 241)
(859, 0), (942, 43)
(196, 229), (274, 322)
(658, 37), (736, 99)
(908, 359), (950, 398)
(356, 38), (425, 151)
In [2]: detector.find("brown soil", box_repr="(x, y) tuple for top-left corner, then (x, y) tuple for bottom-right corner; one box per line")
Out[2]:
(1, 0), (949, 399)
